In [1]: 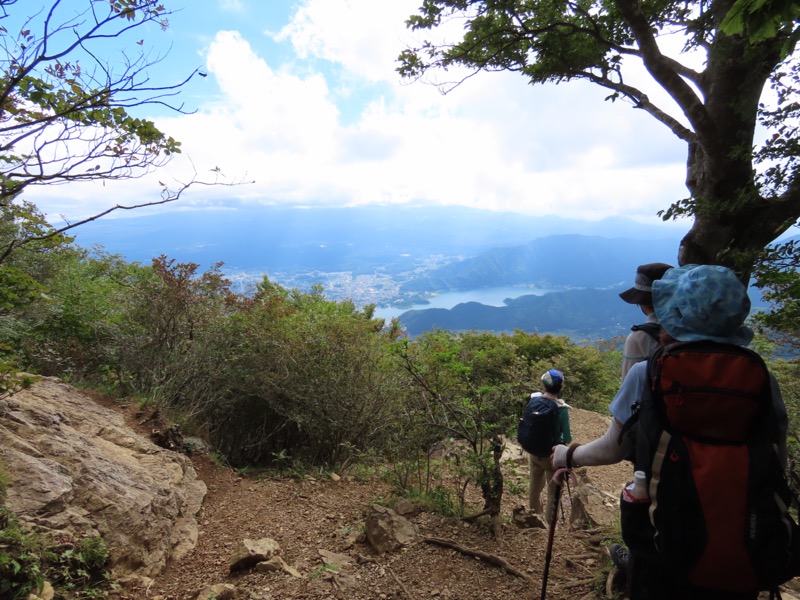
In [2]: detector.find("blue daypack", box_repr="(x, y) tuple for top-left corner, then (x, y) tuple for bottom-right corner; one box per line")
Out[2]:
(517, 393), (559, 458)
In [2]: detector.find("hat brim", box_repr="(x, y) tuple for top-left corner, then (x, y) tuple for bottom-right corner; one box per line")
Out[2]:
(619, 287), (652, 305)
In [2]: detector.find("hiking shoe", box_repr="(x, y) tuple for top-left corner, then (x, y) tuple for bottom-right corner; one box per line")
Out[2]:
(609, 543), (629, 571)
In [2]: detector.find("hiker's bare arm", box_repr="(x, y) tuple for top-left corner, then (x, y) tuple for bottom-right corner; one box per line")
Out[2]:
(552, 419), (630, 468)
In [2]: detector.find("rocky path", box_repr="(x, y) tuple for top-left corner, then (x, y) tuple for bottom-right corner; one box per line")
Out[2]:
(123, 407), (632, 600)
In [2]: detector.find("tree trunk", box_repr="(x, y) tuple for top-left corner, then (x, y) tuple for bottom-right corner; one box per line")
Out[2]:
(679, 144), (800, 280)
(479, 440), (504, 539)
(464, 439), (505, 537)
(675, 35), (800, 279)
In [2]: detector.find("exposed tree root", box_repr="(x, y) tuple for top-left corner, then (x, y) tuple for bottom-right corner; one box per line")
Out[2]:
(422, 537), (531, 581)
(606, 566), (624, 598)
(553, 576), (598, 591)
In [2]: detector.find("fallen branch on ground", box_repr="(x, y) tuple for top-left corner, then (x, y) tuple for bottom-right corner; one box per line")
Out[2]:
(552, 576), (597, 591)
(422, 537), (531, 581)
(388, 566), (415, 600)
(461, 507), (493, 521)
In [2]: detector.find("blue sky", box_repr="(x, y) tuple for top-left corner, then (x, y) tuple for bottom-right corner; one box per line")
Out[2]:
(24, 0), (691, 229)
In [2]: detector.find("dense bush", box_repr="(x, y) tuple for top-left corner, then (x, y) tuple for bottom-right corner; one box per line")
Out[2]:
(5, 236), (796, 492)
(202, 283), (402, 466)
(14, 248), (139, 381)
(507, 330), (621, 413)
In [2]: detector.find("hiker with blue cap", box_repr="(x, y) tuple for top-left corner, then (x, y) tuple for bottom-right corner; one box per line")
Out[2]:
(551, 264), (791, 600)
(526, 369), (572, 524)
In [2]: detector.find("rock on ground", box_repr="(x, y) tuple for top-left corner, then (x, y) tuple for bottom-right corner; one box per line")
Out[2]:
(0, 377), (207, 579)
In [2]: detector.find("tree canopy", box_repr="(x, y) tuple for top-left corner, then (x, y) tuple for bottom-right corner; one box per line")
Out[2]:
(398, 0), (800, 277)
(0, 0), (211, 262)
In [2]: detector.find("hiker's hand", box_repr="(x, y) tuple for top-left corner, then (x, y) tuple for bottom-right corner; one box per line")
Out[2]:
(552, 444), (569, 468)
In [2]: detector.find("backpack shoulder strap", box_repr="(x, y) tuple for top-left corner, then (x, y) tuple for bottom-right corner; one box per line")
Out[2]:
(631, 321), (662, 341)
(617, 344), (668, 449)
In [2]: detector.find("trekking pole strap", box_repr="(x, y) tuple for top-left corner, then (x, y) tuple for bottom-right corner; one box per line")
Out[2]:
(551, 467), (577, 486)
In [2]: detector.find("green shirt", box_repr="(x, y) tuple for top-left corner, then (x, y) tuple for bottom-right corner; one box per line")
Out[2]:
(558, 406), (572, 445)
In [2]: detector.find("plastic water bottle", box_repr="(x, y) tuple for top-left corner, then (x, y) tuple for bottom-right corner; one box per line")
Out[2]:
(622, 470), (648, 503)
(632, 470), (648, 500)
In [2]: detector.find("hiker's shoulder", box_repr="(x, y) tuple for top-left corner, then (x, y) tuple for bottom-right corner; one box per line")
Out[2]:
(626, 360), (649, 382)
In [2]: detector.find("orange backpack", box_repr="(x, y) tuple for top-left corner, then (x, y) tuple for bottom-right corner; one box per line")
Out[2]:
(622, 341), (800, 593)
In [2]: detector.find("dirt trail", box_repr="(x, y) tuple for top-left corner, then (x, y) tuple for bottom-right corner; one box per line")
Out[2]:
(115, 406), (631, 600)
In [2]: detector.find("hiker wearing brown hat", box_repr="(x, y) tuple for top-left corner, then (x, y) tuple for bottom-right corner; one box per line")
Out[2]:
(619, 262), (673, 380)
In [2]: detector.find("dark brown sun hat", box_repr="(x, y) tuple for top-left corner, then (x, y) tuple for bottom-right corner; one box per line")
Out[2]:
(619, 262), (674, 305)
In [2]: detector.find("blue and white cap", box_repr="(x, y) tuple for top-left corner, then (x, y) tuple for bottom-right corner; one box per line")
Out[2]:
(541, 369), (564, 390)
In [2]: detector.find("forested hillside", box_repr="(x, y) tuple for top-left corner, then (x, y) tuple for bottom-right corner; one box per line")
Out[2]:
(400, 234), (679, 292)
(399, 288), (646, 339)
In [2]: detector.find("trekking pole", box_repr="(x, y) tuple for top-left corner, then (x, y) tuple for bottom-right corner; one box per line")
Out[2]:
(540, 467), (576, 600)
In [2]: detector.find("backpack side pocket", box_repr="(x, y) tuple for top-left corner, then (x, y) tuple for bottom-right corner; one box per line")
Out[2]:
(620, 492), (656, 558)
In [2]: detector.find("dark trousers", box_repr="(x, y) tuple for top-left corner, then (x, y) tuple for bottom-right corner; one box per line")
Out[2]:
(627, 552), (759, 600)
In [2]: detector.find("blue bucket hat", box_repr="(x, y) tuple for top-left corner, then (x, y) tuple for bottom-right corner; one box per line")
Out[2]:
(652, 264), (753, 346)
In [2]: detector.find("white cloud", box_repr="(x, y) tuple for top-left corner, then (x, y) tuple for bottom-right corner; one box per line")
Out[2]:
(26, 0), (690, 228)
(274, 0), (420, 83)
(218, 0), (245, 13)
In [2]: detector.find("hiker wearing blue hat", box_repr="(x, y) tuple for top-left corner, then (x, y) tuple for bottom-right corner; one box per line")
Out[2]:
(551, 264), (791, 600)
(526, 369), (572, 524)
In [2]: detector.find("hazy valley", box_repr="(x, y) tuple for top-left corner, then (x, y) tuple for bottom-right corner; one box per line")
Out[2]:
(71, 203), (744, 340)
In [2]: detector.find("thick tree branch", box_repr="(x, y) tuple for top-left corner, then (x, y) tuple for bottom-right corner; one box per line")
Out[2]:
(582, 72), (695, 142)
(612, 0), (710, 138)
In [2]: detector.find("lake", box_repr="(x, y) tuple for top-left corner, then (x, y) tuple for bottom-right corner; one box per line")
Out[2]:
(373, 286), (557, 321)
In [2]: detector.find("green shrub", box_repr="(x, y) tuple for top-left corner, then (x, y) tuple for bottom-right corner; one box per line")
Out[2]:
(0, 497), (114, 600)
(393, 484), (458, 517)
(0, 463), (9, 500)
(0, 505), (45, 600)
(47, 535), (113, 598)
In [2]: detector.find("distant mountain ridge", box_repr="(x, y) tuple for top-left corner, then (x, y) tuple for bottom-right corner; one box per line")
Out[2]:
(396, 284), (771, 340)
(398, 287), (640, 339)
(400, 234), (680, 292)
(71, 204), (686, 276)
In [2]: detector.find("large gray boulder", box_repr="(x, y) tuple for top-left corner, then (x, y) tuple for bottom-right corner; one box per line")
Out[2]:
(0, 377), (207, 578)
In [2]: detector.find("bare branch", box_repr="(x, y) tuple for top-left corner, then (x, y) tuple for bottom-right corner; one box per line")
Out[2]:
(0, 2), (210, 215)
